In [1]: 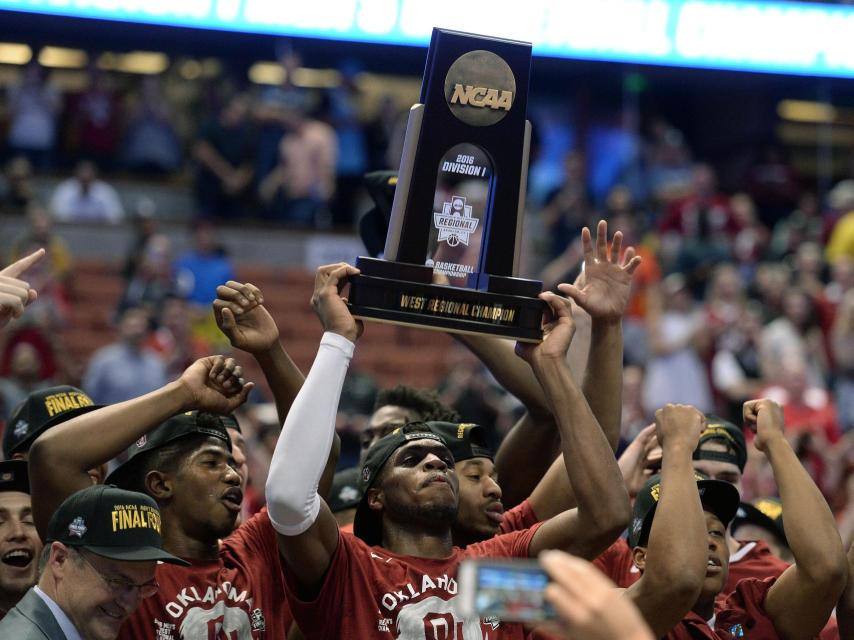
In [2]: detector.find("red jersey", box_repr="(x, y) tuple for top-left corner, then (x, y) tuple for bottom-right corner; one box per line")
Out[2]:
(498, 499), (539, 535)
(285, 524), (543, 639)
(667, 577), (780, 639)
(118, 509), (292, 639)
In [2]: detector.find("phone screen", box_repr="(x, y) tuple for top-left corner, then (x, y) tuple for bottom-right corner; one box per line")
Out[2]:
(461, 560), (556, 623)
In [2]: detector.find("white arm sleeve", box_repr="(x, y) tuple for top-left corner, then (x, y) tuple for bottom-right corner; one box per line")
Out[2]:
(265, 331), (354, 536)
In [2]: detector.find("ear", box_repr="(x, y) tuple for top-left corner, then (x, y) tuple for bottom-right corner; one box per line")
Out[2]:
(632, 545), (647, 573)
(366, 487), (384, 514)
(145, 470), (173, 501)
(49, 542), (71, 578)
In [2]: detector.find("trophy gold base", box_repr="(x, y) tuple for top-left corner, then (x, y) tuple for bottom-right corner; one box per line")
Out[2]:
(347, 257), (545, 342)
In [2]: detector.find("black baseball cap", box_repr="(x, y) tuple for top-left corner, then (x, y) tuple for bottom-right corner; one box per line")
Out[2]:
(353, 423), (449, 545)
(731, 498), (787, 546)
(0, 460), (29, 494)
(328, 467), (362, 514)
(426, 422), (493, 463)
(46, 484), (188, 565)
(692, 415), (748, 473)
(4, 386), (102, 458)
(628, 471), (740, 548)
(105, 411), (232, 485)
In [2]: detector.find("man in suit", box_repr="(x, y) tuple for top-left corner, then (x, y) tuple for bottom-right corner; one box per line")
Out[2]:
(0, 484), (186, 639)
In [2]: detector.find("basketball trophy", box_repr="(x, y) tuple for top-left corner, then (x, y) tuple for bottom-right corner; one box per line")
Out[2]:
(348, 28), (545, 341)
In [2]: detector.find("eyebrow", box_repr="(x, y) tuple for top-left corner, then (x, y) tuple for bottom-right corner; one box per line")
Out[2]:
(395, 443), (452, 461)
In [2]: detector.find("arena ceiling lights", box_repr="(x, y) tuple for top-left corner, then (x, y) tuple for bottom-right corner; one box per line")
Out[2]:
(1, 0), (853, 79)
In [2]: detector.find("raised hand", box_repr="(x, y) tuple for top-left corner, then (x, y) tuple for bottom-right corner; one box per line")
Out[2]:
(0, 248), (45, 329)
(618, 424), (660, 498)
(311, 263), (363, 342)
(178, 355), (254, 415)
(558, 220), (641, 322)
(654, 404), (705, 452)
(213, 281), (280, 354)
(516, 291), (575, 366)
(743, 399), (786, 453)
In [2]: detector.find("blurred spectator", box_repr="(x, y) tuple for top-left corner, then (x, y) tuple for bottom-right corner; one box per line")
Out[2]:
(644, 118), (693, 205)
(539, 150), (594, 259)
(751, 262), (791, 322)
(122, 76), (181, 174)
(730, 192), (769, 280)
(9, 205), (72, 327)
(258, 113), (337, 226)
(769, 191), (822, 259)
(621, 365), (648, 441)
(642, 273), (713, 415)
(82, 306), (166, 404)
(762, 356), (840, 443)
(253, 47), (315, 180)
(174, 221), (235, 306)
(66, 65), (122, 168)
(0, 342), (51, 422)
(827, 207), (854, 264)
(833, 289), (854, 433)
(121, 198), (158, 283)
(49, 160), (125, 223)
(744, 145), (801, 227)
(759, 288), (828, 388)
(116, 233), (176, 317)
(365, 95), (401, 171)
(5, 62), (61, 169)
(327, 63), (368, 225)
(192, 93), (256, 218)
(0, 157), (34, 214)
(144, 296), (211, 378)
(825, 178), (854, 249)
(711, 302), (764, 420)
(659, 164), (739, 288)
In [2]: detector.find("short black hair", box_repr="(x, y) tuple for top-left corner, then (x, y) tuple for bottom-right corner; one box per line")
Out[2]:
(373, 385), (460, 423)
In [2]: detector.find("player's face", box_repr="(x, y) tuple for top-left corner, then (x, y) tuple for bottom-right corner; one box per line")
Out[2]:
(452, 458), (504, 544)
(361, 406), (420, 457)
(226, 427), (249, 491)
(375, 439), (459, 527)
(700, 512), (730, 601)
(0, 492), (41, 607)
(171, 438), (243, 540)
(692, 443), (743, 494)
(54, 546), (156, 640)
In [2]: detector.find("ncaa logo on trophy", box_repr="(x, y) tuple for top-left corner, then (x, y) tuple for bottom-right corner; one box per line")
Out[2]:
(347, 28), (547, 341)
(435, 196), (478, 247)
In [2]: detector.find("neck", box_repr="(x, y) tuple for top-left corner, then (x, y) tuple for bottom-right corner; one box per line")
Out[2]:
(451, 526), (489, 549)
(692, 595), (716, 622)
(161, 520), (220, 562)
(382, 520), (454, 559)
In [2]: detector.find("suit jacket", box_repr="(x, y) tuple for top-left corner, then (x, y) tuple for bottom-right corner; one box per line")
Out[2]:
(0, 588), (70, 639)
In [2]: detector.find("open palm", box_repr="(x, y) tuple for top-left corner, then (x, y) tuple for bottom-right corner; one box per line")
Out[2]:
(558, 220), (641, 321)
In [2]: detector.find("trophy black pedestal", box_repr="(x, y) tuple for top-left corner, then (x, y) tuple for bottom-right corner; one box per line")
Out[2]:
(349, 257), (545, 342)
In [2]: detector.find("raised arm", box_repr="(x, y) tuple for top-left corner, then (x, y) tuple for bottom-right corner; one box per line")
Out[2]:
(520, 293), (630, 559)
(748, 399), (848, 640)
(29, 356), (251, 538)
(215, 281), (343, 499)
(266, 264), (361, 595)
(524, 222), (641, 520)
(626, 405), (707, 638)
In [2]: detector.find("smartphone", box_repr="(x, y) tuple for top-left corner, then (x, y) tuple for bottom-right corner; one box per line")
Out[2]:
(459, 558), (556, 624)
